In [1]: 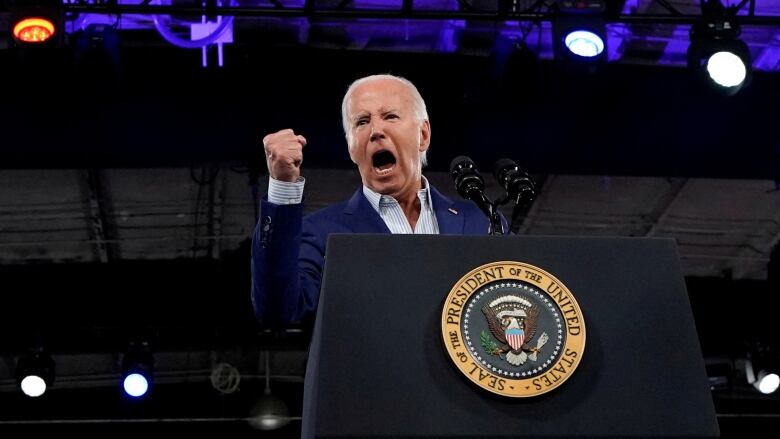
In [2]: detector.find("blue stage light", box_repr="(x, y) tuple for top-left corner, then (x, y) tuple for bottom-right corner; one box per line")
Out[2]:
(121, 342), (154, 399)
(553, 0), (608, 69)
(123, 372), (150, 398)
(564, 30), (605, 58)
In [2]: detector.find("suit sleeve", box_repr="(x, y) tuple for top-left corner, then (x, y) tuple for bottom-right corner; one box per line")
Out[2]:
(250, 199), (326, 326)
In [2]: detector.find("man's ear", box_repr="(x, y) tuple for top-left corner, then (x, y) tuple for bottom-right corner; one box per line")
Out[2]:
(347, 137), (358, 164)
(419, 120), (431, 152)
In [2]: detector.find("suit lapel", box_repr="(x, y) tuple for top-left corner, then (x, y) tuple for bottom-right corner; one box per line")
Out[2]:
(342, 188), (391, 234)
(341, 184), (463, 235)
(431, 186), (464, 235)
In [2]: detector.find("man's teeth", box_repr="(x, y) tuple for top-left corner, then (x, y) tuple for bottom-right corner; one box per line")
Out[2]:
(374, 165), (395, 175)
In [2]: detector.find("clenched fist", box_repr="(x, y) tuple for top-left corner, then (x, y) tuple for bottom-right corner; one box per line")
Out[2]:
(262, 129), (307, 182)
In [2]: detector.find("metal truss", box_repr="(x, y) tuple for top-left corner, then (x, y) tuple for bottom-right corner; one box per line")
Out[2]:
(55, 0), (780, 26)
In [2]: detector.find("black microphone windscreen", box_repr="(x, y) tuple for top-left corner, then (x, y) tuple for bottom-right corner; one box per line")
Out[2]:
(450, 156), (475, 175)
(493, 158), (518, 179)
(449, 155), (485, 200)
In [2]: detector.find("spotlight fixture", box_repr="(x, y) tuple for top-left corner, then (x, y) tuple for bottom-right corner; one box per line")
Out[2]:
(564, 30), (604, 58)
(13, 18), (56, 43)
(553, 0), (608, 65)
(746, 345), (779, 395)
(249, 351), (290, 431)
(121, 342), (154, 399)
(8, 0), (63, 46)
(687, 0), (751, 95)
(16, 349), (55, 398)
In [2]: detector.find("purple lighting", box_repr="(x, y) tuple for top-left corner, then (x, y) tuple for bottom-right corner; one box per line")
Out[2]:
(57, 0), (780, 72)
(414, 0), (461, 10)
(192, 18), (233, 67)
(145, 0), (235, 68)
(436, 20), (465, 53)
(621, 0), (639, 14)
(350, 0), (403, 9)
(607, 23), (630, 62)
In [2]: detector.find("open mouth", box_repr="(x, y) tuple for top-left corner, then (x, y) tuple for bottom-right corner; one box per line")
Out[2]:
(371, 150), (396, 175)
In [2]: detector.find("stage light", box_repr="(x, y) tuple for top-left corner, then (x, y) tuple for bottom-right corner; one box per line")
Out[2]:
(564, 30), (605, 58)
(687, 0), (751, 94)
(249, 352), (290, 431)
(13, 18), (55, 43)
(553, 0), (608, 65)
(745, 344), (779, 395)
(121, 342), (154, 399)
(16, 350), (55, 398)
(706, 51), (747, 87)
(754, 371), (780, 395)
(123, 372), (150, 397)
(8, 0), (63, 46)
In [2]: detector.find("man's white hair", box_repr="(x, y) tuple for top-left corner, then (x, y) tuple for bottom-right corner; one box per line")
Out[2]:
(341, 74), (429, 167)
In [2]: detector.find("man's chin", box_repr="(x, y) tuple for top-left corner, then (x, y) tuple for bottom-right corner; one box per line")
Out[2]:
(362, 169), (393, 186)
(366, 179), (401, 196)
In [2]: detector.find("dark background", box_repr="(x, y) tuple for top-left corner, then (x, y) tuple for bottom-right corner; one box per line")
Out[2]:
(2, 45), (778, 180)
(1, 6), (779, 436)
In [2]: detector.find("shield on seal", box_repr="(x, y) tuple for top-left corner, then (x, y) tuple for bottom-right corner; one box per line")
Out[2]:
(505, 328), (525, 351)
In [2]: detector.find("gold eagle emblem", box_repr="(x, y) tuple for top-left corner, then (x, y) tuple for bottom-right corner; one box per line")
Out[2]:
(482, 295), (549, 366)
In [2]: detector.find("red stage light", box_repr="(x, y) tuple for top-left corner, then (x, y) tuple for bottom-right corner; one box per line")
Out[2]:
(13, 17), (56, 43)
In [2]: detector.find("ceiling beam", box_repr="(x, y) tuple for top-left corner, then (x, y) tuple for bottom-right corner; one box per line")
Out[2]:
(60, 2), (780, 25)
(83, 169), (117, 263)
(643, 177), (688, 237)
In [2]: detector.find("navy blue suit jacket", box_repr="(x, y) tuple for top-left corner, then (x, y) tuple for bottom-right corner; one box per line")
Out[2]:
(251, 184), (496, 325)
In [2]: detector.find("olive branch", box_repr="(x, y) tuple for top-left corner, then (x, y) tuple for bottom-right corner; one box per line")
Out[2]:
(480, 331), (501, 356)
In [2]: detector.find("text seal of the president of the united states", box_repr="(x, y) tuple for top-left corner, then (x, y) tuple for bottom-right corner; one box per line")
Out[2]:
(441, 261), (586, 397)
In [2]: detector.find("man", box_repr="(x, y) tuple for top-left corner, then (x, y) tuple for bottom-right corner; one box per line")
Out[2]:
(251, 74), (496, 325)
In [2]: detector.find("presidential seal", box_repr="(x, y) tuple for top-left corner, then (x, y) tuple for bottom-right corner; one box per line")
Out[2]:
(441, 261), (586, 398)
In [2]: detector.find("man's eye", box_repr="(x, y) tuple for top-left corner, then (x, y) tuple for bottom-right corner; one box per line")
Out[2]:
(385, 114), (398, 119)
(355, 120), (368, 126)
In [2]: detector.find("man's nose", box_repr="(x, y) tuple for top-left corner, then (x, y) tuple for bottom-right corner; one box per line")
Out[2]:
(369, 120), (385, 142)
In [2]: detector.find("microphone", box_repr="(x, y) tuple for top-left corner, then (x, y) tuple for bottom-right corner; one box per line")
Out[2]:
(450, 156), (485, 203)
(493, 158), (535, 204)
(450, 156), (503, 234)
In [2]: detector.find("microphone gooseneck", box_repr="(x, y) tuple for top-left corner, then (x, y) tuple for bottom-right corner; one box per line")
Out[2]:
(492, 158), (537, 234)
(492, 158), (536, 204)
(450, 156), (504, 235)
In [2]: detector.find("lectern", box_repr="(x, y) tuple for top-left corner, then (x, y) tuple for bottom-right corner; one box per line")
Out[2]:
(302, 235), (719, 438)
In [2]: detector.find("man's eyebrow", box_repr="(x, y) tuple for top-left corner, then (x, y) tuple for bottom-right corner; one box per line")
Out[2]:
(351, 108), (399, 121)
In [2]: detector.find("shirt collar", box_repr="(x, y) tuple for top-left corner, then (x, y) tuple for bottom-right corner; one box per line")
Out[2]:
(362, 176), (434, 214)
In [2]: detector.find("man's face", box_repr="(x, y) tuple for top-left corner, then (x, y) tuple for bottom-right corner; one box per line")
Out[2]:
(346, 79), (430, 200)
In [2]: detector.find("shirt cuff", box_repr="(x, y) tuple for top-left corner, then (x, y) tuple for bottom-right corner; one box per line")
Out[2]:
(267, 177), (305, 205)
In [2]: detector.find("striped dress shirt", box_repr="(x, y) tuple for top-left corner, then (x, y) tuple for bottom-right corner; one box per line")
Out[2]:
(267, 176), (440, 234)
(361, 176), (439, 234)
